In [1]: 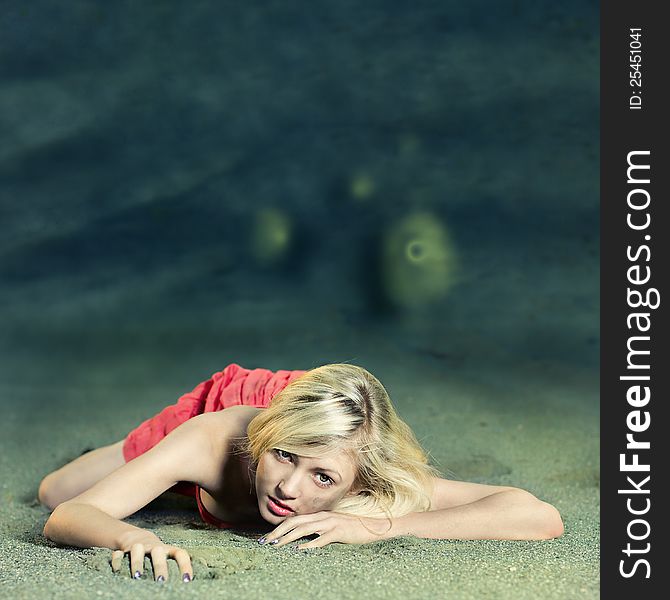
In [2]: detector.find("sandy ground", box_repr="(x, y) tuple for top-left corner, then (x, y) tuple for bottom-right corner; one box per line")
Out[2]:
(0, 305), (598, 600)
(0, 4), (598, 596)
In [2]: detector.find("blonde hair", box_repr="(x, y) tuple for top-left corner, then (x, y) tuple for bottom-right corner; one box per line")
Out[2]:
(243, 363), (441, 521)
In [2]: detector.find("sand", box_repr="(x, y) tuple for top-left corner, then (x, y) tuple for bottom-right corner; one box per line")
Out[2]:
(0, 319), (599, 600)
(0, 2), (598, 597)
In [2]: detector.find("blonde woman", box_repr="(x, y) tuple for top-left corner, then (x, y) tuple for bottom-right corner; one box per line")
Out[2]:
(40, 362), (563, 583)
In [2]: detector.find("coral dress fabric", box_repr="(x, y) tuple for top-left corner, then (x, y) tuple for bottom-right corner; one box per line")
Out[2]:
(122, 363), (307, 527)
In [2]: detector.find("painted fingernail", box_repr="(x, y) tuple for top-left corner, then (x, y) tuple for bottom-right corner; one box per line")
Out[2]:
(270, 539), (279, 545)
(156, 575), (165, 583)
(258, 536), (266, 544)
(182, 573), (191, 583)
(133, 570), (142, 579)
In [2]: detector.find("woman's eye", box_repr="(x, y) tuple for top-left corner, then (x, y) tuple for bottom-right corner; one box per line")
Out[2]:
(316, 473), (333, 486)
(275, 449), (291, 460)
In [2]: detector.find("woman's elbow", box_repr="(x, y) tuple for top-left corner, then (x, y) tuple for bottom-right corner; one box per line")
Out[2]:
(43, 503), (67, 542)
(43, 517), (54, 541)
(43, 521), (54, 541)
(536, 501), (564, 539)
(43, 509), (57, 541)
(507, 489), (564, 540)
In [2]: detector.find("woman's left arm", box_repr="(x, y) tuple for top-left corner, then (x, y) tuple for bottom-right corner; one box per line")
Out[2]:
(385, 479), (564, 541)
(260, 479), (563, 549)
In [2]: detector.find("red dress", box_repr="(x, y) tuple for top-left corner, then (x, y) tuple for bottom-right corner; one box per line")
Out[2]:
(122, 363), (307, 527)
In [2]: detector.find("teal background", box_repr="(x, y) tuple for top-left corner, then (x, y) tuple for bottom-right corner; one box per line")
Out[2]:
(0, 2), (599, 598)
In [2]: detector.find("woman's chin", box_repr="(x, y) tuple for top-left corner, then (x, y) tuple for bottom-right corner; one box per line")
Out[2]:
(259, 504), (285, 523)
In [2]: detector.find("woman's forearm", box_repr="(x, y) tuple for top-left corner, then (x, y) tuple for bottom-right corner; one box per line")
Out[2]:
(43, 501), (158, 550)
(386, 489), (564, 541)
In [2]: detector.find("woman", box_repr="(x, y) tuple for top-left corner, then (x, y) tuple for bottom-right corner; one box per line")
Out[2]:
(40, 362), (563, 583)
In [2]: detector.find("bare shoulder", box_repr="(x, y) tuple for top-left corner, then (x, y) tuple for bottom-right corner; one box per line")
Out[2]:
(207, 404), (264, 425)
(166, 407), (263, 475)
(200, 405), (264, 439)
(194, 407), (264, 474)
(58, 408), (262, 520)
(429, 477), (519, 510)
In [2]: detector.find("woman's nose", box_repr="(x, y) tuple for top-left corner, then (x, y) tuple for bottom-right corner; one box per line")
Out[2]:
(278, 472), (301, 499)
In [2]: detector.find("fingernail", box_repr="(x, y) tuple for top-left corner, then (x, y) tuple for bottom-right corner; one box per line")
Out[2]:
(182, 573), (191, 583)
(133, 570), (142, 579)
(156, 575), (165, 583)
(258, 536), (266, 544)
(270, 539), (279, 545)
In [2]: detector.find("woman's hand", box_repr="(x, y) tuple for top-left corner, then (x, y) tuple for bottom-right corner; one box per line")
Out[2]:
(112, 529), (193, 582)
(258, 511), (393, 549)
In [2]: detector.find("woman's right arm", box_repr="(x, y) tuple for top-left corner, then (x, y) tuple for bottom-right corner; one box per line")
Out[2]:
(44, 501), (161, 550)
(45, 502), (193, 581)
(43, 412), (226, 578)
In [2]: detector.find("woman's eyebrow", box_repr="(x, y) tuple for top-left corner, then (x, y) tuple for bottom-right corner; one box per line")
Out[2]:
(313, 466), (341, 479)
(292, 454), (342, 480)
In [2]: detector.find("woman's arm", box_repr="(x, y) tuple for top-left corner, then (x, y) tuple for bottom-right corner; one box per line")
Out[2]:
(44, 502), (159, 550)
(43, 412), (227, 550)
(256, 478), (563, 549)
(385, 478), (563, 541)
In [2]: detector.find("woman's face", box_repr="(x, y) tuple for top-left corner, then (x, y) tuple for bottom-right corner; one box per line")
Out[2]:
(255, 447), (358, 524)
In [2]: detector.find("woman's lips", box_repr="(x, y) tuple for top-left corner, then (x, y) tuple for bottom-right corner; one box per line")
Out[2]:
(268, 496), (295, 516)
